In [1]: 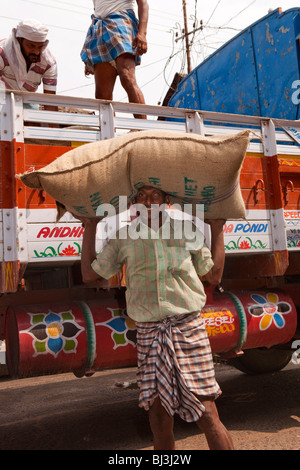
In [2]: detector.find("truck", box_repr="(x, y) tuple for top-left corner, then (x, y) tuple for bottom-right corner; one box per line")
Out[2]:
(168, 7), (300, 120)
(0, 88), (299, 379)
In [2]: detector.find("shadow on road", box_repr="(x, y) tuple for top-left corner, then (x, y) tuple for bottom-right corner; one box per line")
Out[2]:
(0, 363), (299, 450)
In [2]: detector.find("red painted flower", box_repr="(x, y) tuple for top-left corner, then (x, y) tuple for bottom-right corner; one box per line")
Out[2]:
(60, 245), (79, 256)
(239, 240), (251, 249)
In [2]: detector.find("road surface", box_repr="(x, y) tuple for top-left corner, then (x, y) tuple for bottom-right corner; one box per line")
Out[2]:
(0, 361), (299, 450)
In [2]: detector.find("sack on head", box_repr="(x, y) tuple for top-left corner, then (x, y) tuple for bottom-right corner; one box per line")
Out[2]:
(19, 129), (250, 220)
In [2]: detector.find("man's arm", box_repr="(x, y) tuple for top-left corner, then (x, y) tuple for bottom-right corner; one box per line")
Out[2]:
(43, 89), (58, 112)
(43, 60), (58, 111)
(80, 218), (103, 283)
(0, 55), (5, 72)
(133, 0), (149, 55)
(203, 219), (226, 286)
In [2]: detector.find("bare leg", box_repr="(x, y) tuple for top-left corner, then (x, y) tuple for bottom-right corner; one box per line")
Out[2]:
(93, 62), (117, 100)
(148, 395), (233, 450)
(116, 53), (146, 119)
(148, 397), (175, 450)
(196, 398), (234, 450)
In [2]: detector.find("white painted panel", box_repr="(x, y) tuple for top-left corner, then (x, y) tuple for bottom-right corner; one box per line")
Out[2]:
(26, 208), (77, 223)
(28, 240), (82, 262)
(0, 340), (6, 365)
(269, 208), (288, 252)
(28, 223), (85, 242)
(224, 210), (272, 253)
(224, 234), (271, 253)
(3, 208), (17, 262)
(284, 211), (300, 251)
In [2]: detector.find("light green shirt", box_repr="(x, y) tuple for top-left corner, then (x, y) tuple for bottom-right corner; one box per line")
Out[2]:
(92, 216), (213, 322)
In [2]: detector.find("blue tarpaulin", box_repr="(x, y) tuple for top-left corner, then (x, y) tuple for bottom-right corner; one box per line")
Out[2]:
(168, 8), (300, 120)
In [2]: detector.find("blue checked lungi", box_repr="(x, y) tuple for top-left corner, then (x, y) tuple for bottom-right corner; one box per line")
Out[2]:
(80, 9), (141, 69)
(136, 312), (222, 423)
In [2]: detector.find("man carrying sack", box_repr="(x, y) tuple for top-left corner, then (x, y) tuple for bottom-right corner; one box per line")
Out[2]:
(77, 185), (234, 450)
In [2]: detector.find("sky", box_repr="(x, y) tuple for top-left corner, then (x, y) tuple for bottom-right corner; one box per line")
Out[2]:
(1, 0), (298, 106)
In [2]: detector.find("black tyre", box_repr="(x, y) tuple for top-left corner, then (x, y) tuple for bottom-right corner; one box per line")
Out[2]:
(228, 347), (293, 375)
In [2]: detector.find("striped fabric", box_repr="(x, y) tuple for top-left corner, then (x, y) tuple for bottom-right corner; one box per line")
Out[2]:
(93, 0), (136, 18)
(136, 312), (222, 422)
(92, 216), (214, 322)
(0, 38), (57, 92)
(80, 9), (141, 70)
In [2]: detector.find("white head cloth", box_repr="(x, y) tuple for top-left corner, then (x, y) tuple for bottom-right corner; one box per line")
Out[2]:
(1, 19), (50, 89)
(15, 19), (49, 43)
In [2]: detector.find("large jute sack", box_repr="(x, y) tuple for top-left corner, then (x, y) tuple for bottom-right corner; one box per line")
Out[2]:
(19, 129), (250, 220)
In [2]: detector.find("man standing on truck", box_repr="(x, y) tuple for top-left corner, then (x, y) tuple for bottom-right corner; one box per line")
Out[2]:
(81, 0), (148, 118)
(0, 18), (57, 98)
(77, 186), (234, 450)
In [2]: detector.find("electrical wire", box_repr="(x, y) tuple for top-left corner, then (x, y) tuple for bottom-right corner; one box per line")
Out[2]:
(204, 0), (222, 27)
(2, 0), (260, 104)
(20, 0), (184, 28)
(58, 54), (174, 94)
(20, 1), (175, 34)
(21, 0), (90, 15)
(221, 0), (257, 27)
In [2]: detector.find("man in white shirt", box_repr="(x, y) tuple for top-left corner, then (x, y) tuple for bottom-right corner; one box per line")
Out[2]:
(81, 0), (148, 118)
(0, 19), (57, 96)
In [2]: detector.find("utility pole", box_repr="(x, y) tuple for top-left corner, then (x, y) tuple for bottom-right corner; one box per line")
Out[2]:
(182, 0), (192, 73)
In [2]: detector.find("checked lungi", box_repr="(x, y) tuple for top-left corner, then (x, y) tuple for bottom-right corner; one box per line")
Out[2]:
(80, 9), (141, 70)
(136, 312), (222, 423)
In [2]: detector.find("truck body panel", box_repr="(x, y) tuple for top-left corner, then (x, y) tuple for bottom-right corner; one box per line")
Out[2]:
(0, 90), (299, 377)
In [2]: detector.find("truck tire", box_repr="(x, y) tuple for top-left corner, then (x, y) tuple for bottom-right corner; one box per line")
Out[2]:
(228, 348), (293, 375)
